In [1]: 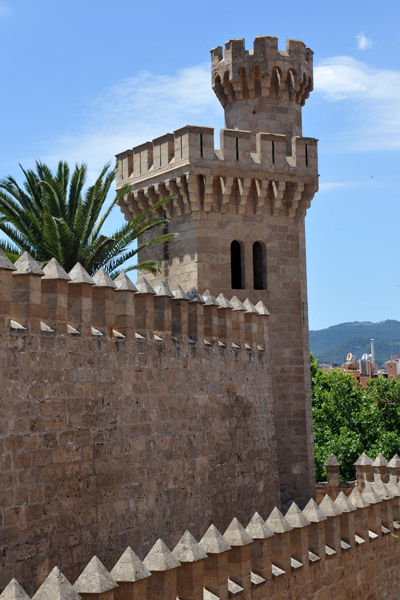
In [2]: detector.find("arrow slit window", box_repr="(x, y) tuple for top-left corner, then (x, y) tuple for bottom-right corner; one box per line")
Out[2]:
(231, 241), (244, 289)
(253, 241), (266, 290)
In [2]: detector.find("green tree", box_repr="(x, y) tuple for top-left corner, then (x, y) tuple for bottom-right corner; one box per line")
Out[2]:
(311, 354), (400, 481)
(0, 161), (174, 276)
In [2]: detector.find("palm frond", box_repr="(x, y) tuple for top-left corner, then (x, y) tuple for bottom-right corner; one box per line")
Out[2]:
(0, 160), (175, 276)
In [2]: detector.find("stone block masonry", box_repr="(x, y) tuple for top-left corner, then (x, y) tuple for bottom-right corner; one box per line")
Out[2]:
(116, 35), (319, 505)
(0, 251), (279, 594)
(3, 459), (400, 599)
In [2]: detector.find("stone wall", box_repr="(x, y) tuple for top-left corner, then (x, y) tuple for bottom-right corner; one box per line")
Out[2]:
(134, 214), (316, 506)
(0, 252), (279, 594)
(3, 467), (400, 599)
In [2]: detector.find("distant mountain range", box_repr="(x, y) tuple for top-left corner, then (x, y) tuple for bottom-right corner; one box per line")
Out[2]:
(309, 320), (400, 367)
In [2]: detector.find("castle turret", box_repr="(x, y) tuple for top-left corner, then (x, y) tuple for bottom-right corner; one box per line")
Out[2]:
(211, 36), (313, 150)
(116, 35), (318, 505)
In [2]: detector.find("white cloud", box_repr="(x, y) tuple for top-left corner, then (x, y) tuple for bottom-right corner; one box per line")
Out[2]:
(315, 56), (400, 150)
(0, 1), (11, 17)
(42, 64), (223, 173)
(319, 182), (349, 192)
(356, 33), (373, 50)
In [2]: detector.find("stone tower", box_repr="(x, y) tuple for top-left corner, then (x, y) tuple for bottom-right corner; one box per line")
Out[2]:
(116, 35), (319, 504)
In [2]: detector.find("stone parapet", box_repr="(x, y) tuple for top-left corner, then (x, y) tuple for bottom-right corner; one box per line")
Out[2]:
(116, 127), (318, 221)
(211, 36), (313, 108)
(3, 476), (400, 599)
(0, 251), (270, 351)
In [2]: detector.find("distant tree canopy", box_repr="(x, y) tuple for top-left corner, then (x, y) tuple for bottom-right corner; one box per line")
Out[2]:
(311, 354), (400, 481)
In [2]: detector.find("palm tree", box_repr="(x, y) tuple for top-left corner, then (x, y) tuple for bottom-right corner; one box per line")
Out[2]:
(0, 160), (174, 277)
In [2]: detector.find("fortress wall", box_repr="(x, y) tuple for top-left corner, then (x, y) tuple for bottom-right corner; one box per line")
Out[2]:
(3, 469), (400, 599)
(0, 255), (279, 594)
(138, 214), (316, 504)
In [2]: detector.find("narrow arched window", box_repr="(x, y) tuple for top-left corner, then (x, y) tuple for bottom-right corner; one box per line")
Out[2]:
(231, 241), (244, 289)
(253, 241), (266, 290)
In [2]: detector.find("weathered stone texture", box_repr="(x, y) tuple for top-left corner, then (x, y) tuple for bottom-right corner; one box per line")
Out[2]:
(0, 327), (278, 594)
(5, 480), (400, 599)
(136, 214), (315, 503)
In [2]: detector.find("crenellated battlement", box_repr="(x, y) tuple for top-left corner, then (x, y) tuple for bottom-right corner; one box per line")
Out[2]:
(211, 36), (313, 109)
(3, 453), (400, 599)
(0, 250), (270, 352)
(116, 126), (318, 220)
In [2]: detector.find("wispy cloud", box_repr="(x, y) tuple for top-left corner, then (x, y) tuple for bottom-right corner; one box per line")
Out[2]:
(319, 180), (379, 193)
(319, 182), (350, 192)
(356, 33), (373, 50)
(315, 56), (400, 150)
(42, 64), (223, 172)
(0, 1), (11, 17)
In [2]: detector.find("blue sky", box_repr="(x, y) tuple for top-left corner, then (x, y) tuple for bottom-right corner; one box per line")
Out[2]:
(1, 0), (399, 330)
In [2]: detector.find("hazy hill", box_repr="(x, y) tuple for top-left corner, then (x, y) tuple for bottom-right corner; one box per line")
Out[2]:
(309, 320), (400, 367)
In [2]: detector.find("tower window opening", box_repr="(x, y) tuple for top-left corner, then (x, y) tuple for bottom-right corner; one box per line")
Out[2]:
(180, 135), (183, 158)
(236, 137), (239, 161)
(272, 140), (275, 164)
(253, 241), (266, 290)
(305, 144), (308, 167)
(128, 153), (133, 176)
(231, 240), (244, 289)
(200, 133), (203, 158)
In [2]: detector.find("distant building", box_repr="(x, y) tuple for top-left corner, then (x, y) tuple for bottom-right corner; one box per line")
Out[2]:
(385, 354), (400, 380)
(341, 352), (377, 387)
(337, 340), (399, 386)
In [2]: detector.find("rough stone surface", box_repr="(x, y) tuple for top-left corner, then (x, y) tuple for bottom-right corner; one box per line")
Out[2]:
(246, 512), (273, 539)
(32, 567), (80, 600)
(110, 547), (151, 582)
(363, 483), (383, 505)
(172, 531), (207, 563)
(136, 277), (156, 295)
(0, 250), (16, 271)
(199, 525), (231, 554)
(285, 502), (310, 528)
(73, 556), (117, 594)
(68, 263), (94, 284)
(223, 517), (253, 546)
(319, 494), (342, 517)
(348, 487), (370, 509)
(372, 453), (388, 467)
(266, 507), (292, 534)
(42, 259), (70, 281)
(334, 492), (356, 513)
(143, 539), (180, 572)
(325, 453), (340, 466)
(14, 252), (44, 276)
(0, 580), (30, 600)
(115, 271), (138, 291)
(0, 319), (278, 593)
(303, 498), (327, 522)
(354, 452), (373, 466)
(155, 281), (173, 297)
(93, 267), (117, 288)
(388, 454), (400, 468)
